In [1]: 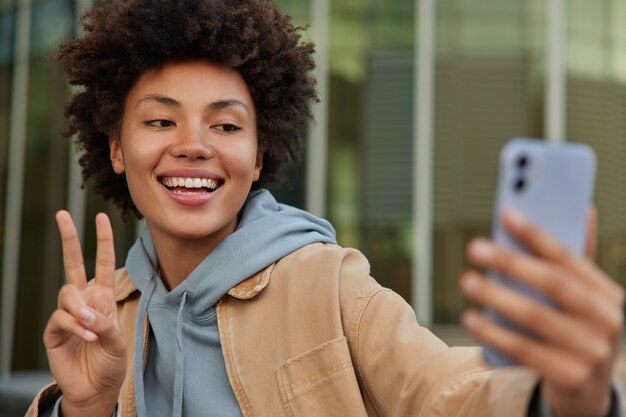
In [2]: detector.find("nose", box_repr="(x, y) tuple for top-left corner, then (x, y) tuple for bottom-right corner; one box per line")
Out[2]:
(169, 124), (213, 161)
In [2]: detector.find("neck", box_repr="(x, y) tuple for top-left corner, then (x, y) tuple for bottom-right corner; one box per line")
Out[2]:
(149, 226), (236, 290)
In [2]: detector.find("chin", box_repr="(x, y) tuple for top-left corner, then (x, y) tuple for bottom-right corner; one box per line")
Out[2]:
(173, 228), (216, 240)
(147, 216), (235, 243)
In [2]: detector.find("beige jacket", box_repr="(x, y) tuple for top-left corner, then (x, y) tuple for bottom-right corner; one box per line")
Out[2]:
(27, 243), (539, 417)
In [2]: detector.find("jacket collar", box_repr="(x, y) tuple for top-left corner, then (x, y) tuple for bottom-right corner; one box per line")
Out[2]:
(227, 263), (274, 299)
(115, 269), (138, 302)
(114, 263), (274, 302)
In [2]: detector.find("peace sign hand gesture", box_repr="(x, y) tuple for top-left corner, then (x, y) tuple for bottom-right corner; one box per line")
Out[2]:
(43, 211), (126, 417)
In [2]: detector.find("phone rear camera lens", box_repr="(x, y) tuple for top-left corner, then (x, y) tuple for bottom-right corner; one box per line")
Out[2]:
(517, 155), (529, 169)
(514, 177), (526, 192)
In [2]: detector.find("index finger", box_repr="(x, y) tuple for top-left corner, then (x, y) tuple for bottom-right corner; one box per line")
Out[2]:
(503, 210), (624, 307)
(56, 210), (87, 287)
(94, 212), (116, 288)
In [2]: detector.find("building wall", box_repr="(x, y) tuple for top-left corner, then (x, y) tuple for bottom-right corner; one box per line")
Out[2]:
(0, 0), (625, 371)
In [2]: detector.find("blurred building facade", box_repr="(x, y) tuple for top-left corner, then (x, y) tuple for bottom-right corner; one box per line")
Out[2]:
(1, 0), (626, 376)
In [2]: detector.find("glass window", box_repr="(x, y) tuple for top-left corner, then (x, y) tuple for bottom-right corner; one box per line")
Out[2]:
(31, 0), (73, 56)
(0, 8), (14, 274)
(432, 0), (544, 322)
(0, 0), (14, 12)
(275, 0), (309, 25)
(267, 0), (311, 209)
(0, 8), (14, 64)
(327, 0), (415, 302)
(567, 0), (626, 291)
(0, 9), (13, 355)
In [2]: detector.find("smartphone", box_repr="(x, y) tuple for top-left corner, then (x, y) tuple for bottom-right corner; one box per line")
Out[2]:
(484, 138), (596, 366)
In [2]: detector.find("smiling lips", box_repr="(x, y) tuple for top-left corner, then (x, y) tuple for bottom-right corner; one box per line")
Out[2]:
(161, 176), (221, 195)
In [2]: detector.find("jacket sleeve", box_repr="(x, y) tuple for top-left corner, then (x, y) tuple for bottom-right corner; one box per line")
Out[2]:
(349, 286), (541, 417)
(26, 386), (119, 417)
(39, 397), (61, 417)
(528, 384), (624, 417)
(24, 383), (62, 417)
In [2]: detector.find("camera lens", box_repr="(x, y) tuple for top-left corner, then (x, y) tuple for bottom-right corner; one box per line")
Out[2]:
(513, 177), (526, 192)
(517, 154), (529, 169)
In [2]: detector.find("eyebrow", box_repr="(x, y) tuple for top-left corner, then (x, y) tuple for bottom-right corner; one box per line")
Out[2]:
(135, 95), (250, 114)
(135, 94), (180, 109)
(208, 98), (251, 114)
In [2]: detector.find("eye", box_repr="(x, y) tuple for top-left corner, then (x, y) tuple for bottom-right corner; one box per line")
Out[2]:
(145, 119), (175, 128)
(215, 123), (242, 133)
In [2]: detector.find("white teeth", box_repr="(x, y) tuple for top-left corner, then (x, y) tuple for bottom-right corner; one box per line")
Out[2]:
(162, 177), (219, 190)
(172, 189), (203, 195)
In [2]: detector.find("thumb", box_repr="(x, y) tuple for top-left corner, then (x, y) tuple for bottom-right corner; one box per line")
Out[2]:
(84, 308), (126, 356)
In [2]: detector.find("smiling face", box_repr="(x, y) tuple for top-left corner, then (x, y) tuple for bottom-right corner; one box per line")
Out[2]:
(109, 59), (262, 256)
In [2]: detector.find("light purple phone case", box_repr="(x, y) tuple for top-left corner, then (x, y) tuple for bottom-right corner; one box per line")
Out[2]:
(484, 138), (596, 366)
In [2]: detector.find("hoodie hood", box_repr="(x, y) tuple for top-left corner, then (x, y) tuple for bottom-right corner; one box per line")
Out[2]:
(125, 189), (336, 417)
(128, 189), (336, 313)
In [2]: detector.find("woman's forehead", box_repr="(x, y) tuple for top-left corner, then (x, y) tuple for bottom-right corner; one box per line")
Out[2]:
(125, 59), (255, 112)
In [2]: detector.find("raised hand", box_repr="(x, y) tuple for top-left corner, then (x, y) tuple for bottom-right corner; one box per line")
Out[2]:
(43, 211), (126, 417)
(460, 209), (624, 417)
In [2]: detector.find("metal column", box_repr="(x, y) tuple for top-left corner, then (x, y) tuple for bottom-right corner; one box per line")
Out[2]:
(545, 0), (566, 143)
(413, 0), (435, 326)
(306, 0), (330, 217)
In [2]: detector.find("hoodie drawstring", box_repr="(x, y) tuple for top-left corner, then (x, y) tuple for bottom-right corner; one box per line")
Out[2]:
(134, 276), (156, 417)
(173, 291), (188, 417)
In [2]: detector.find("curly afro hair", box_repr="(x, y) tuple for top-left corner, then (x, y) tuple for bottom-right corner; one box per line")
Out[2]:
(56, 0), (317, 220)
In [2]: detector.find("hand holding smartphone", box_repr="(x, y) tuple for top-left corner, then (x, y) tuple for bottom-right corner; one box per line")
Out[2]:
(484, 138), (596, 366)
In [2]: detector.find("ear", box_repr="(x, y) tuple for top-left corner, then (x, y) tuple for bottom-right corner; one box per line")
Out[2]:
(109, 137), (125, 174)
(253, 151), (263, 182)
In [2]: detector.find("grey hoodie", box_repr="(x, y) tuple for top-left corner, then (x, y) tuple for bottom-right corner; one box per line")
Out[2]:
(126, 189), (336, 417)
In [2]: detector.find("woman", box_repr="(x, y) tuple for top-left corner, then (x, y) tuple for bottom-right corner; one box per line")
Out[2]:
(28, 0), (624, 416)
